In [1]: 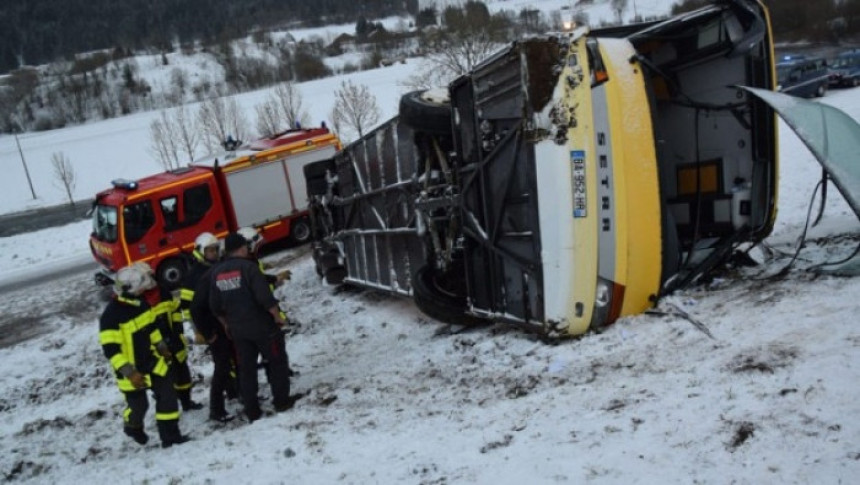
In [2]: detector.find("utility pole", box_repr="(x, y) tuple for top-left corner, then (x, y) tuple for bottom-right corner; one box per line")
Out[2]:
(14, 133), (37, 200)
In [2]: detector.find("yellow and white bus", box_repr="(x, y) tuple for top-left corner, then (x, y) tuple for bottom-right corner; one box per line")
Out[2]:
(309, 0), (780, 338)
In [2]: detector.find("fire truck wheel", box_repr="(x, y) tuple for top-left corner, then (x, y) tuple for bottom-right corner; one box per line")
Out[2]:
(290, 218), (312, 244)
(411, 265), (484, 326)
(156, 258), (187, 291)
(399, 89), (452, 135)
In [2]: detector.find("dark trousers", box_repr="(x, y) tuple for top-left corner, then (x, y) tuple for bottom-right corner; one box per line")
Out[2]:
(234, 331), (290, 420)
(169, 358), (194, 402)
(122, 373), (181, 442)
(209, 336), (237, 416)
(167, 335), (196, 405)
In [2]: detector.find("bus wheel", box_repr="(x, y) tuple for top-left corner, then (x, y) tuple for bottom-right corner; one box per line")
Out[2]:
(411, 264), (484, 326)
(157, 258), (186, 291)
(290, 218), (312, 244)
(399, 89), (452, 135)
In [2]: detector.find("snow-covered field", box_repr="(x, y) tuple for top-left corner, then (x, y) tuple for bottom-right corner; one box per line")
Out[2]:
(2, 1), (860, 483)
(1, 178), (859, 484)
(1, 86), (859, 483)
(0, 0), (685, 215)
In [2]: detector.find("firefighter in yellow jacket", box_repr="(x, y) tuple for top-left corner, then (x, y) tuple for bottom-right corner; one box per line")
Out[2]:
(133, 262), (203, 411)
(99, 263), (190, 448)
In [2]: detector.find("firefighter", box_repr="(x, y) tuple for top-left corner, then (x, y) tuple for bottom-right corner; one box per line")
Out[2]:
(99, 263), (189, 448)
(209, 231), (293, 422)
(236, 226), (292, 293)
(137, 262), (203, 411)
(180, 232), (237, 422)
(236, 226), (294, 379)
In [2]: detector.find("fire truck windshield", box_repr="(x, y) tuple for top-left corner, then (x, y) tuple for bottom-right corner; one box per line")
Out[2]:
(92, 204), (118, 242)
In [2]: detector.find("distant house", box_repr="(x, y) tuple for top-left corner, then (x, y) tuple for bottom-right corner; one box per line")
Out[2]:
(328, 33), (357, 52)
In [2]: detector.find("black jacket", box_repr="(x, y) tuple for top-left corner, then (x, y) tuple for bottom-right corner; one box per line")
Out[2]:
(179, 258), (213, 318)
(190, 266), (224, 342)
(209, 256), (280, 340)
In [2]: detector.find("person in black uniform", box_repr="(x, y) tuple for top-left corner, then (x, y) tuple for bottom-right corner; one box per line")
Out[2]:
(209, 231), (292, 422)
(182, 233), (238, 422)
(99, 263), (190, 448)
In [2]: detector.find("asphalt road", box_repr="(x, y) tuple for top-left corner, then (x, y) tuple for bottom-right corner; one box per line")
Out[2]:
(0, 199), (98, 293)
(0, 254), (97, 294)
(0, 198), (93, 238)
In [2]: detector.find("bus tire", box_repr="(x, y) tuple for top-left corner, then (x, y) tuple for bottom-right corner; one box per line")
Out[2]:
(399, 90), (452, 135)
(411, 264), (484, 326)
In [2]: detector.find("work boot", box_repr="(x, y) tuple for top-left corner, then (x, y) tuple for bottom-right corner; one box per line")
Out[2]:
(161, 435), (192, 448)
(274, 393), (305, 413)
(157, 420), (190, 448)
(123, 426), (149, 445)
(245, 405), (263, 423)
(209, 412), (235, 424)
(179, 390), (204, 411)
(181, 399), (204, 411)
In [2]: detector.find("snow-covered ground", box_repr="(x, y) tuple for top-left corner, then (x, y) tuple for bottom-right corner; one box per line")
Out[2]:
(2, 1), (860, 483)
(1, 133), (859, 483)
(1, 85), (859, 484)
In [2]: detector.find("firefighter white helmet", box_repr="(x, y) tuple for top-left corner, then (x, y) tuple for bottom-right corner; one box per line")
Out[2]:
(194, 232), (219, 253)
(114, 263), (157, 296)
(237, 226), (263, 253)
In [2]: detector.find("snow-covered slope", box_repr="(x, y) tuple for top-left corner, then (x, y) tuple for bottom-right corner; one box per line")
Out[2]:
(1, 84), (859, 483)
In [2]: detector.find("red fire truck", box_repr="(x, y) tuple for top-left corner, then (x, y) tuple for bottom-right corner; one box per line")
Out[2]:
(90, 126), (341, 289)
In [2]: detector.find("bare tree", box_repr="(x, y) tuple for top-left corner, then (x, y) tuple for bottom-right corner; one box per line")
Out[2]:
(253, 81), (312, 138)
(254, 102), (281, 138)
(172, 104), (200, 163)
(197, 95), (249, 152)
(50, 151), (76, 207)
(149, 111), (181, 170)
(327, 106), (343, 140)
(405, 6), (504, 90)
(272, 82), (311, 129)
(611, 0), (629, 24)
(406, 29), (501, 89)
(331, 80), (381, 142)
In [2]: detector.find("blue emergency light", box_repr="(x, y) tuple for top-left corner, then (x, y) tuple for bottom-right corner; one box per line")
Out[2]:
(111, 178), (138, 190)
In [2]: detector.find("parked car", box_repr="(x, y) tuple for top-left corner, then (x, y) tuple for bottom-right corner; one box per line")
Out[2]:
(828, 48), (860, 88)
(776, 54), (829, 98)
(308, 0), (781, 338)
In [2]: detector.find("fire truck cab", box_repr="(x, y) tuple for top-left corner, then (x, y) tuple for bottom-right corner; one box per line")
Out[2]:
(90, 126), (341, 289)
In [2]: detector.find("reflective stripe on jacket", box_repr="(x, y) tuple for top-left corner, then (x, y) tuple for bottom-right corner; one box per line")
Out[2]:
(99, 295), (168, 392)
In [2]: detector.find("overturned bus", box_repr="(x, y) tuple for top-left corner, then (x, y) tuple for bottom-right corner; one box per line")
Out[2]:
(307, 0), (780, 338)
